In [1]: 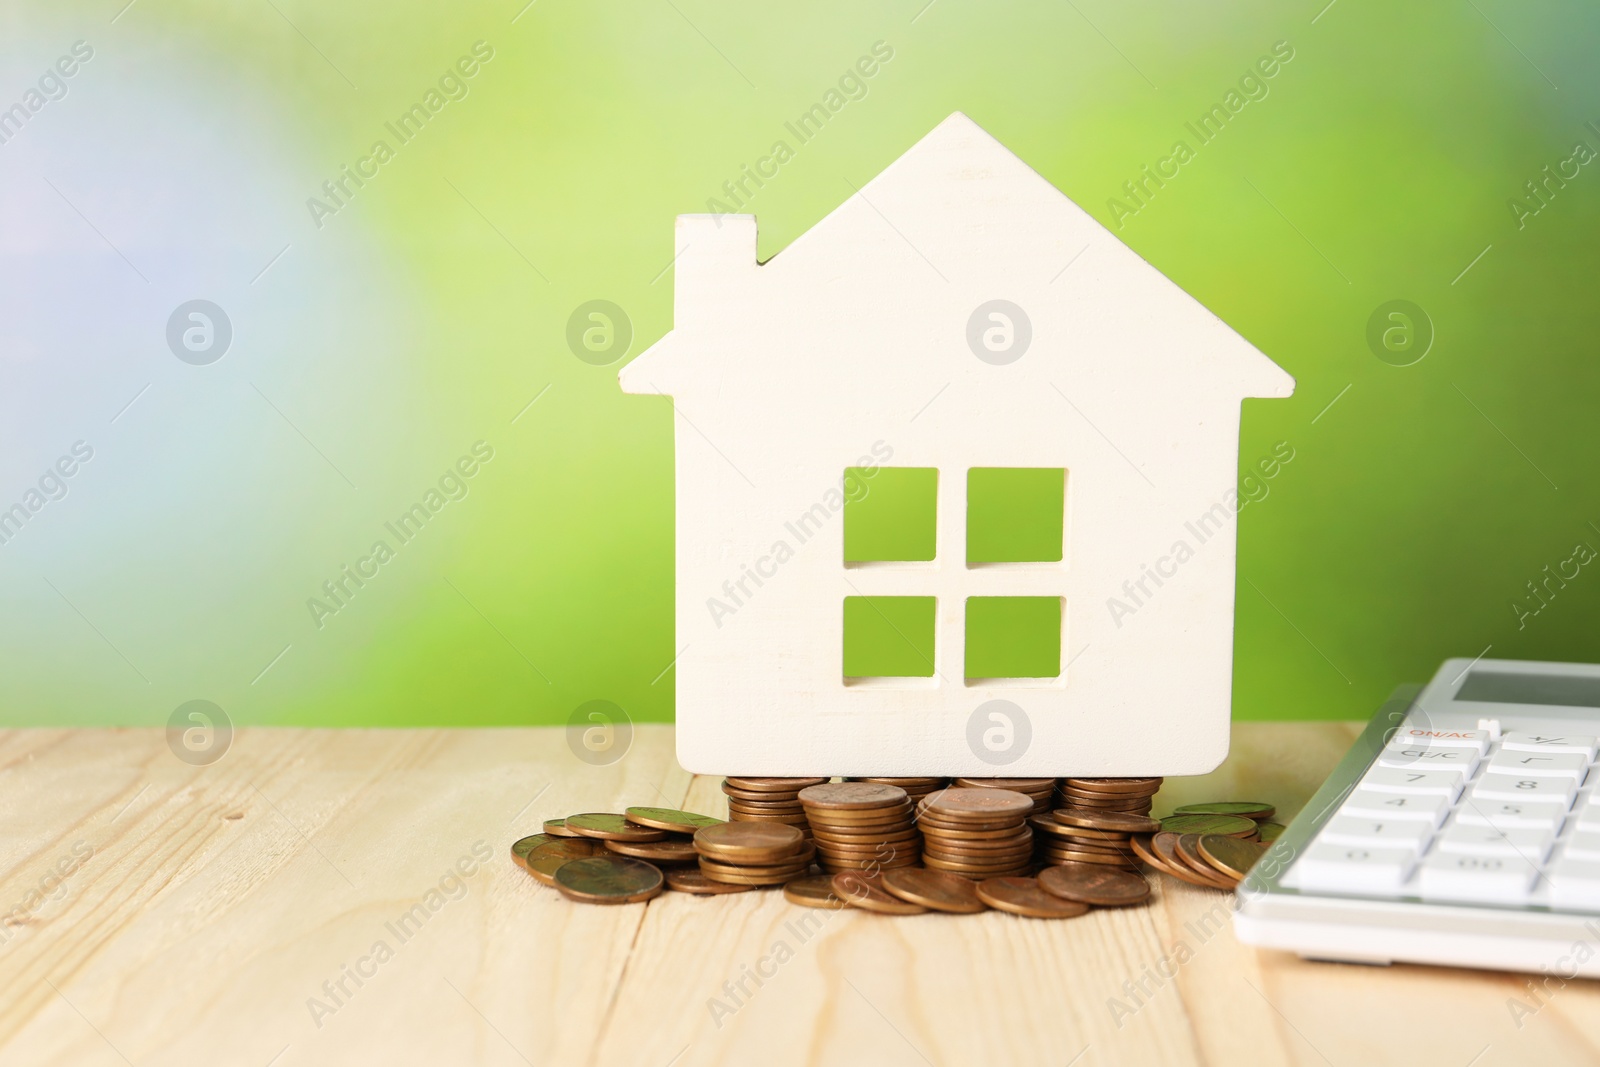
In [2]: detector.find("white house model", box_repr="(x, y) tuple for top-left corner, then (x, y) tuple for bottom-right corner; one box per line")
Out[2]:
(620, 112), (1293, 776)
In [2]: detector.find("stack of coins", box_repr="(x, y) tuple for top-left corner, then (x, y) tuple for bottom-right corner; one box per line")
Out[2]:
(798, 782), (920, 873)
(1132, 828), (1267, 889)
(1056, 777), (1163, 816)
(693, 822), (816, 886)
(956, 777), (1055, 816)
(849, 777), (949, 804)
(722, 777), (826, 842)
(1031, 808), (1157, 869)
(916, 787), (1035, 878)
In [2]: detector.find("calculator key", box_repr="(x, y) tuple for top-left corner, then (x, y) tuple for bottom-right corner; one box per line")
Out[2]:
(1417, 851), (1538, 905)
(1573, 799), (1600, 833)
(1549, 858), (1600, 912)
(1484, 749), (1590, 782)
(1375, 746), (1478, 776)
(1455, 799), (1566, 830)
(1358, 766), (1465, 798)
(1339, 790), (1450, 825)
(1317, 816), (1433, 851)
(1562, 831), (1600, 861)
(1386, 727), (1490, 755)
(1502, 732), (1599, 761)
(1436, 823), (1555, 863)
(1470, 776), (1577, 806)
(1293, 843), (1417, 897)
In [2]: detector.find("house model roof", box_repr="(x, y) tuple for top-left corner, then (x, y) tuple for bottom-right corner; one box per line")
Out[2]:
(621, 111), (1293, 402)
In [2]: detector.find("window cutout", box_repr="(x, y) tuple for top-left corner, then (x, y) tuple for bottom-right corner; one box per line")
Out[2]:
(843, 467), (937, 563)
(965, 597), (1061, 679)
(843, 596), (936, 677)
(966, 467), (1064, 563)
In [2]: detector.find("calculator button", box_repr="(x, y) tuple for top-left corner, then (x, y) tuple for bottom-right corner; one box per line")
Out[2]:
(1549, 858), (1600, 912)
(1573, 800), (1600, 833)
(1436, 823), (1555, 863)
(1386, 727), (1490, 755)
(1375, 746), (1478, 776)
(1469, 776), (1577, 806)
(1562, 831), (1600, 861)
(1484, 749), (1590, 782)
(1502, 732), (1599, 760)
(1293, 843), (1417, 896)
(1357, 766), (1465, 798)
(1339, 790), (1450, 825)
(1317, 816), (1433, 850)
(1455, 800), (1566, 830)
(1417, 851), (1538, 905)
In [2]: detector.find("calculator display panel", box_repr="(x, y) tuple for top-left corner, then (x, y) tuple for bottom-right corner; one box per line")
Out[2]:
(1454, 670), (1600, 709)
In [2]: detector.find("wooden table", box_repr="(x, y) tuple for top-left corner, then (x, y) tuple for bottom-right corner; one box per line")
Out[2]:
(4, 723), (1599, 1066)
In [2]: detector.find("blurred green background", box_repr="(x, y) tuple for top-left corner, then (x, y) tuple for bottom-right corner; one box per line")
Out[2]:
(2, 0), (1597, 728)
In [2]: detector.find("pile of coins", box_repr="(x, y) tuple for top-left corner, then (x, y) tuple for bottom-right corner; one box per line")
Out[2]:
(693, 822), (816, 886)
(1130, 801), (1278, 889)
(513, 787), (1286, 912)
(515, 807), (726, 903)
(957, 777), (1055, 816)
(1031, 807), (1158, 869)
(848, 776), (948, 804)
(1056, 777), (1163, 816)
(722, 777), (825, 843)
(916, 787), (1035, 878)
(799, 782), (920, 873)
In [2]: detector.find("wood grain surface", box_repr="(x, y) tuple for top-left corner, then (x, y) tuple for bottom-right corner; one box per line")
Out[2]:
(3, 723), (1599, 1066)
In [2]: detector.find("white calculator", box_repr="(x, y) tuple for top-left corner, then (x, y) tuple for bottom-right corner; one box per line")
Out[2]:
(1235, 658), (1600, 976)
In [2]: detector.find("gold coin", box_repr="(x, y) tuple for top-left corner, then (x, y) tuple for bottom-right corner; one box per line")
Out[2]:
(831, 871), (928, 914)
(956, 777), (1056, 791)
(724, 777), (828, 792)
(1174, 801), (1276, 820)
(1062, 777), (1163, 794)
(605, 837), (700, 863)
(1038, 862), (1151, 906)
(920, 788), (1034, 819)
(554, 856), (664, 904)
(921, 825), (1030, 838)
(698, 855), (813, 879)
(1040, 852), (1136, 870)
(1173, 834), (1240, 889)
(694, 821), (807, 861)
(880, 868), (987, 913)
(666, 868), (754, 894)
(1051, 808), (1161, 833)
(783, 874), (850, 908)
(811, 826), (921, 843)
(701, 865), (810, 886)
(722, 786), (807, 805)
(524, 838), (603, 885)
(1128, 834), (1179, 876)
(1159, 814), (1257, 838)
(563, 813), (669, 842)
(976, 876), (1091, 918)
(798, 782), (909, 809)
(544, 818), (581, 838)
(922, 853), (1033, 873)
(511, 834), (552, 868)
(1198, 834), (1268, 879)
(1256, 822), (1287, 843)
(921, 836), (1032, 856)
(625, 807), (725, 833)
(852, 777), (947, 787)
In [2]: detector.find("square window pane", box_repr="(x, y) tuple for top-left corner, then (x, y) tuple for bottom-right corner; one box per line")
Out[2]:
(966, 468), (1064, 563)
(965, 597), (1061, 678)
(844, 596), (936, 677)
(843, 467), (937, 563)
